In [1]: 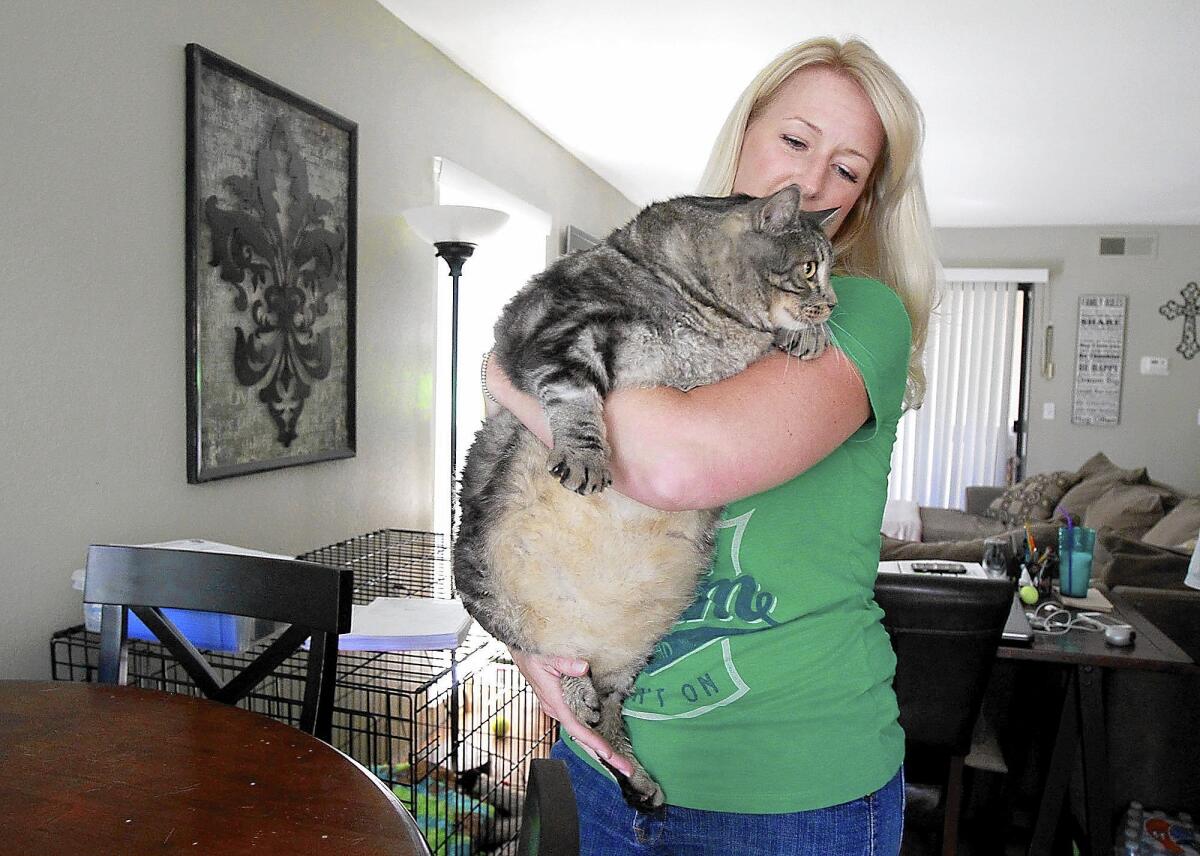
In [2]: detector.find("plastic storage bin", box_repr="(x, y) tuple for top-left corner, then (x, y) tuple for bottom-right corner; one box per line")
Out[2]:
(80, 600), (280, 652)
(72, 554), (282, 654)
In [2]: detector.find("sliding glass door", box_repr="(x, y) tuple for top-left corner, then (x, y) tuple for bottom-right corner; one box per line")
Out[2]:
(888, 270), (1041, 508)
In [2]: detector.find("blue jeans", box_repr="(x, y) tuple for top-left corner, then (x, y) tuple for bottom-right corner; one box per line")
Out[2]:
(551, 741), (904, 856)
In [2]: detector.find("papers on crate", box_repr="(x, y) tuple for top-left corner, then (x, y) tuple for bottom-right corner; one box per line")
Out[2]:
(337, 597), (474, 651)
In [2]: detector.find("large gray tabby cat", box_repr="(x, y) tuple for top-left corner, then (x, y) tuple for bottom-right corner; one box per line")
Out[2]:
(454, 185), (836, 811)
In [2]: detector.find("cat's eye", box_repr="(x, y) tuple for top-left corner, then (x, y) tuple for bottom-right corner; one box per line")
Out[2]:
(802, 261), (818, 279)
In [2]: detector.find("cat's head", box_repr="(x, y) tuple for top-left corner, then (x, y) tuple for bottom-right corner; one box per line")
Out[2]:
(731, 185), (837, 335)
(671, 186), (837, 342)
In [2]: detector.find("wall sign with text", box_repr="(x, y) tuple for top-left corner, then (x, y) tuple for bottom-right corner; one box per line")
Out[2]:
(1071, 294), (1128, 426)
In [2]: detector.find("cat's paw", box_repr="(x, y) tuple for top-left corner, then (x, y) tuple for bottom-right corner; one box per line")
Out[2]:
(547, 446), (612, 495)
(780, 322), (831, 361)
(560, 674), (601, 726)
(617, 765), (666, 814)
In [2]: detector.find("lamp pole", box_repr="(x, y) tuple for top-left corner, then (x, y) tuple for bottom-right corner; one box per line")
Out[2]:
(401, 203), (507, 546)
(402, 204), (506, 776)
(432, 241), (475, 538)
(431, 240), (476, 774)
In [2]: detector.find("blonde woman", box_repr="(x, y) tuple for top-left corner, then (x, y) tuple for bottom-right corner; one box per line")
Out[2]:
(486, 36), (937, 854)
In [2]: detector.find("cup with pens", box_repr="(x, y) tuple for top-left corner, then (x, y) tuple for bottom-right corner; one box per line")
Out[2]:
(1022, 522), (1051, 593)
(1056, 507), (1096, 597)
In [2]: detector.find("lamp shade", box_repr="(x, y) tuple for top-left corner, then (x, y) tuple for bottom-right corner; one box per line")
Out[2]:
(1186, 526), (1200, 590)
(403, 204), (509, 245)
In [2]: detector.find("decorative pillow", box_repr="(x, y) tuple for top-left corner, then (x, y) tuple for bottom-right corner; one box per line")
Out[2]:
(1075, 451), (1127, 481)
(1093, 529), (1192, 590)
(1081, 483), (1177, 540)
(1142, 497), (1200, 550)
(985, 471), (1082, 526)
(1055, 453), (1148, 522)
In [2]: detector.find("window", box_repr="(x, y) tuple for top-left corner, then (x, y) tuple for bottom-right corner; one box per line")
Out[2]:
(433, 158), (552, 534)
(888, 268), (1047, 508)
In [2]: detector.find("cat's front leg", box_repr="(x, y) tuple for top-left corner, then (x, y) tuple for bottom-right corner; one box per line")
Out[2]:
(541, 387), (613, 495)
(776, 321), (831, 361)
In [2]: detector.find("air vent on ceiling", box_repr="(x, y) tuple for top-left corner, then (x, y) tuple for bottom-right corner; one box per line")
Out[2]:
(1099, 234), (1157, 257)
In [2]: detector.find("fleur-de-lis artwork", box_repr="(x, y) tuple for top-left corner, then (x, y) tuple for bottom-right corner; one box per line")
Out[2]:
(204, 119), (343, 446)
(1160, 281), (1199, 360)
(186, 44), (355, 483)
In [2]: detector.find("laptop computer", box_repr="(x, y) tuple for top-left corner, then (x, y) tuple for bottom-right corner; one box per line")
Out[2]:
(876, 560), (1034, 645)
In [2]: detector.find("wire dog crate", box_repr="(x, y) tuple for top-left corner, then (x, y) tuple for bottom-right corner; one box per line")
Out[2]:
(51, 529), (556, 856)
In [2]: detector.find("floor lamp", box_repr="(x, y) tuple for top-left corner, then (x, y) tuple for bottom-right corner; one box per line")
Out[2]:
(402, 204), (509, 541)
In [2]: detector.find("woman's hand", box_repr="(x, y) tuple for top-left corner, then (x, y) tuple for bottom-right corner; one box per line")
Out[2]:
(508, 649), (634, 777)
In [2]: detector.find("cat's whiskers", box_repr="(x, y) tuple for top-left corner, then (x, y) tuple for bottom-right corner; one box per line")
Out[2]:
(780, 327), (801, 375)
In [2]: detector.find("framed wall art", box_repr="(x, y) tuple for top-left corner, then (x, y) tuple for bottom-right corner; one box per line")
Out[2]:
(1070, 294), (1127, 426)
(185, 44), (356, 483)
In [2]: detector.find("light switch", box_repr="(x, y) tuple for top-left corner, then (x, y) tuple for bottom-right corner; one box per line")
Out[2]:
(1042, 402), (1055, 420)
(1140, 356), (1170, 376)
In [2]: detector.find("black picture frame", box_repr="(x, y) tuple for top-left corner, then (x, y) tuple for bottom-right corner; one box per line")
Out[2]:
(185, 44), (356, 483)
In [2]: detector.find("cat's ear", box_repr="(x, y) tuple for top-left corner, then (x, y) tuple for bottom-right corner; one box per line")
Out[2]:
(805, 207), (840, 231)
(755, 185), (803, 234)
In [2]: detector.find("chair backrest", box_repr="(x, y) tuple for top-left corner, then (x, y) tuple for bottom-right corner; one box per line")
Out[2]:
(516, 758), (579, 856)
(83, 544), (353, 742)
(873, 574), (1013, 755)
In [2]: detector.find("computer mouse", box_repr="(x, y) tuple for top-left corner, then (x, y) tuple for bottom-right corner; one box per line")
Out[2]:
(1104, 624), (1134, 647)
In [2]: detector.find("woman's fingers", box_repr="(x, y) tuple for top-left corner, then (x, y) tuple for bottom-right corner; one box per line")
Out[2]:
(559, 712), (633, 777)
(508, 649), (635, 777)
(552, 656), (589, 677)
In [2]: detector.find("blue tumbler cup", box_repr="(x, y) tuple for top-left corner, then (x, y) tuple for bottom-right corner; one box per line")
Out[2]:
(1058, 525), (1096, 597)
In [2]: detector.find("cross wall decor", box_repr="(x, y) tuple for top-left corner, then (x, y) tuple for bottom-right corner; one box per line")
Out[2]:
(1159, 281), (1199, 360)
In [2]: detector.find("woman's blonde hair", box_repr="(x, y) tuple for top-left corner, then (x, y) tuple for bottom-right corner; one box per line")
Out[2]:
(698, 37), (938, 409)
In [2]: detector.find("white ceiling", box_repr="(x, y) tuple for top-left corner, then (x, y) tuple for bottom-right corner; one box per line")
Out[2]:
(380, 0), (1200, 228)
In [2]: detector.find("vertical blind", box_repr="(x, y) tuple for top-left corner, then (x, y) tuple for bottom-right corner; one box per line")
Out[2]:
(888, 278), (1023, 508)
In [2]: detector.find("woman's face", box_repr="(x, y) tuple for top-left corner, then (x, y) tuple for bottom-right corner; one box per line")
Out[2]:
(732, 65), (885, 237)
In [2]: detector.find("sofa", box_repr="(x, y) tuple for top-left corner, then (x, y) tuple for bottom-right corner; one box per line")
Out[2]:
(883, 451), (1200, 816)
(881, 451), (1199, 595)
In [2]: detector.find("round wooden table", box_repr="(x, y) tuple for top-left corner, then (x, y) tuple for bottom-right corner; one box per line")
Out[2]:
(0, 680), (430, 855)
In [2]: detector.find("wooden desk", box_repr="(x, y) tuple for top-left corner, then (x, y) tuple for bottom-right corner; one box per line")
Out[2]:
(998, 592), (1196, 856)
(0, 681), (431, 855)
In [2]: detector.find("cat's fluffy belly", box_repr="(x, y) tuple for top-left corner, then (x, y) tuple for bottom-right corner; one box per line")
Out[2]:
(484, 432), (715, 680)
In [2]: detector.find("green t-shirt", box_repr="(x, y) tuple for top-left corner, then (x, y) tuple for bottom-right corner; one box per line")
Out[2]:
(564, 276), (912, 813)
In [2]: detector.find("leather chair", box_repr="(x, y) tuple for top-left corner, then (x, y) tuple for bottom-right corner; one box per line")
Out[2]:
(874, 573), (1013, 856)
(84, 544), (353, 742)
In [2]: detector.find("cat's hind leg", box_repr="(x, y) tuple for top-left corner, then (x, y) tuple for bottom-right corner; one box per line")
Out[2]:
(560, 673), (601, 726)
(589, 674), (665, 813)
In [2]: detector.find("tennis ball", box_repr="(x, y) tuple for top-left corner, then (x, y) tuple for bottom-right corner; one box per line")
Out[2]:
(1019, 585), (1039, 606)
(491, 713), (510, 739)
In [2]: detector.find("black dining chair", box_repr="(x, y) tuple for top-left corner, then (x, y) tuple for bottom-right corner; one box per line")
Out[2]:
(83, 544), (353, 742)
(516, 758), (580, 856)
(873, 573), (1013, 856)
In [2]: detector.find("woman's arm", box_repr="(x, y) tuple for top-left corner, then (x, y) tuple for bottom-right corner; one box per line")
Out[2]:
(486, 346), (870, 511)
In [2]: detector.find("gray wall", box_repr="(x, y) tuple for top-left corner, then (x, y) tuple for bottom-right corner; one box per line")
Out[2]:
(0, 1), (636, 679)
(936, 226), (1200, 496)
